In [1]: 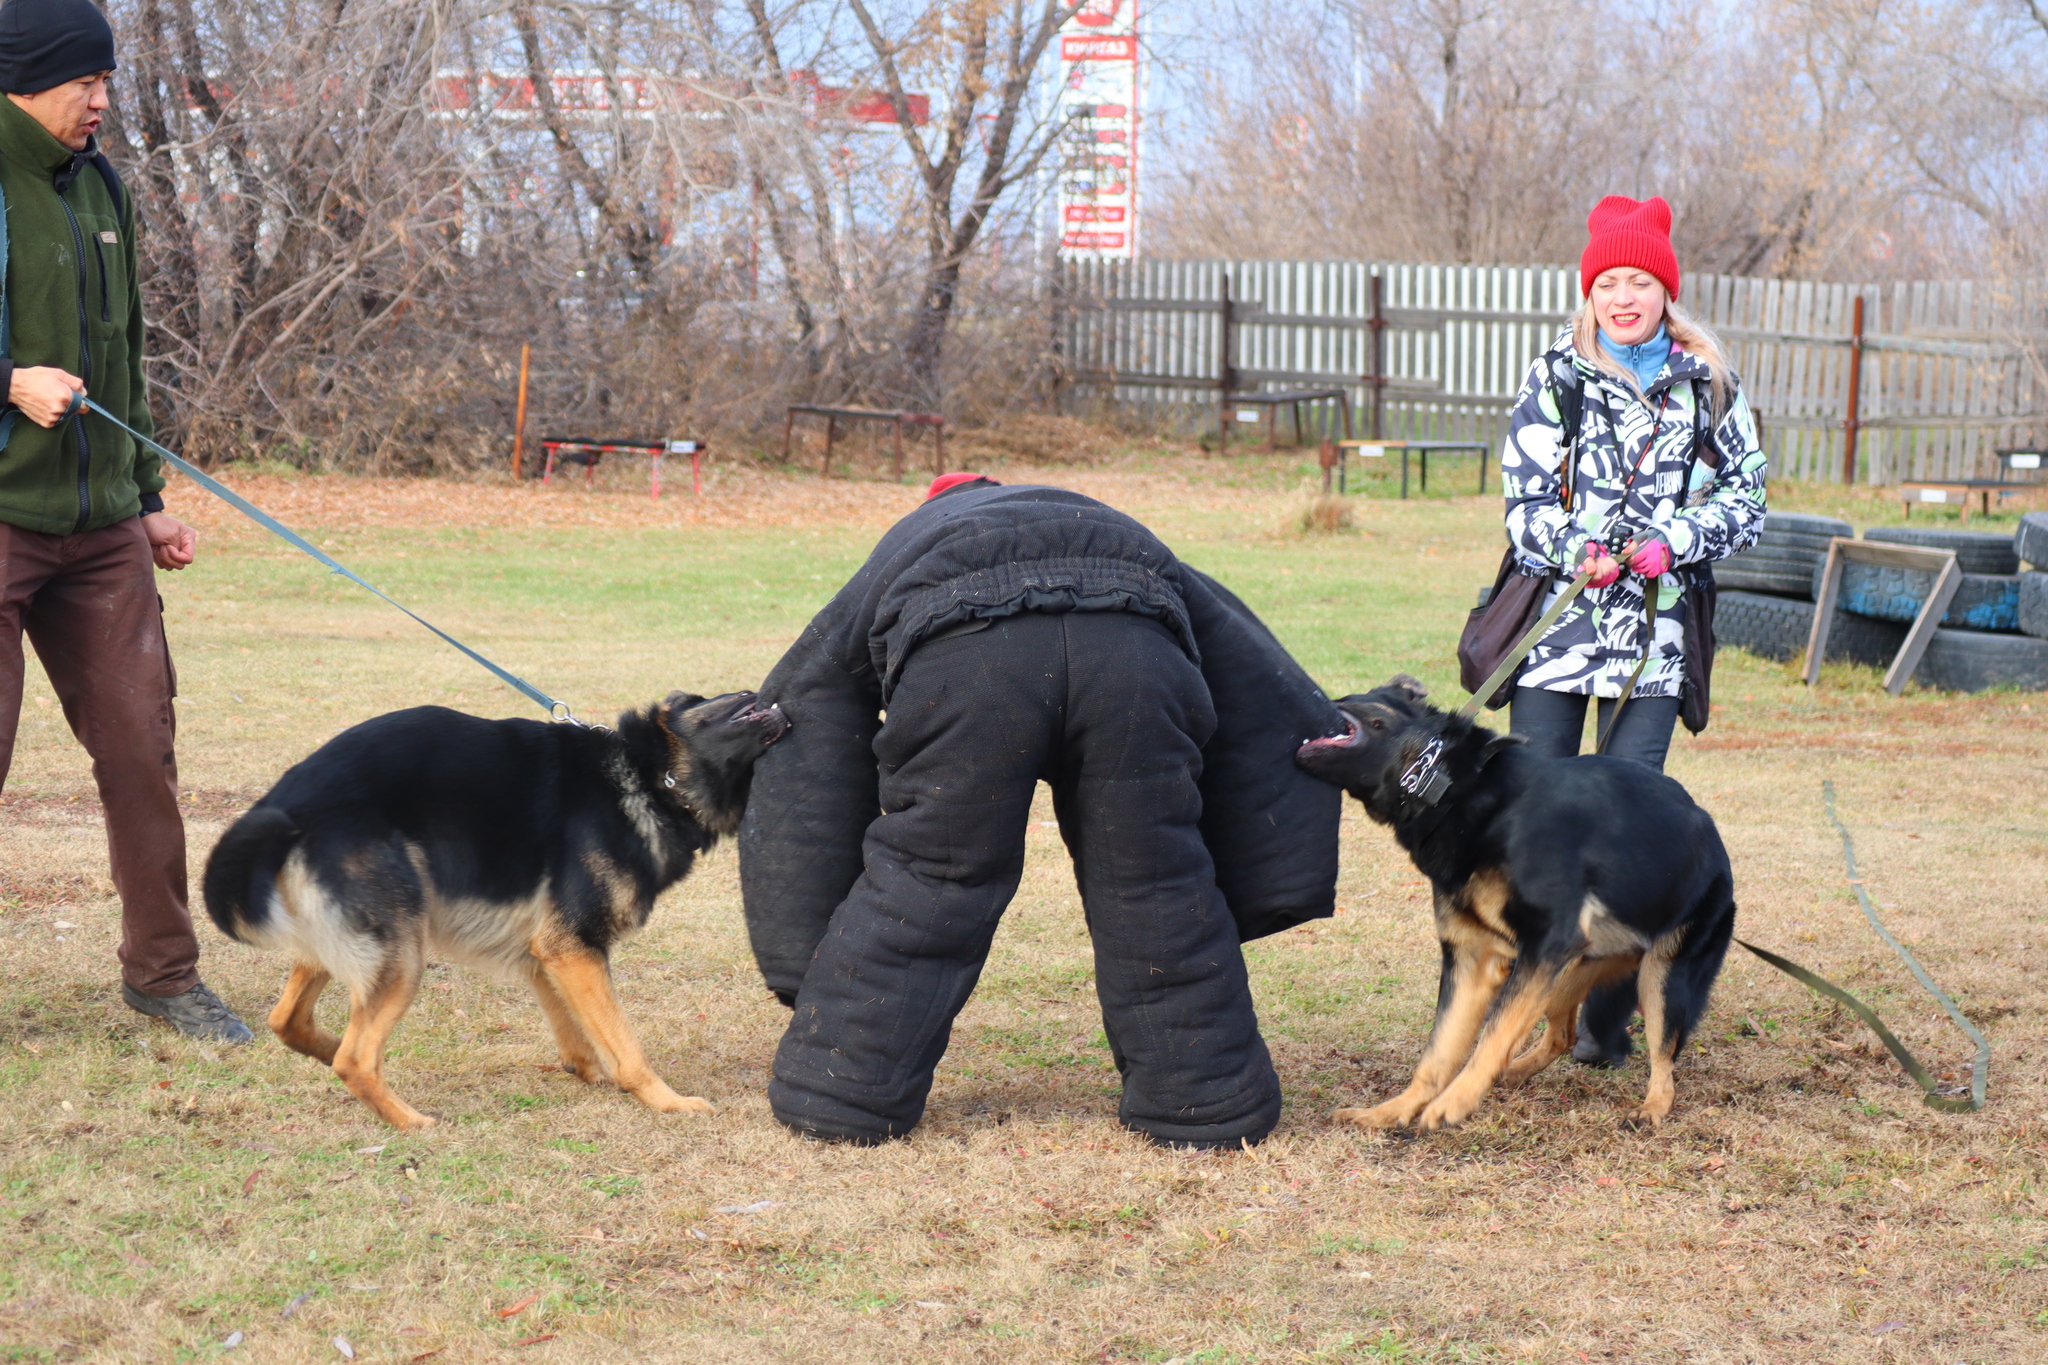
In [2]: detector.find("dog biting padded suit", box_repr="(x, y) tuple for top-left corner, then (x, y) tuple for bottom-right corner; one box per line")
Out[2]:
(739, 482), (1343, 1147)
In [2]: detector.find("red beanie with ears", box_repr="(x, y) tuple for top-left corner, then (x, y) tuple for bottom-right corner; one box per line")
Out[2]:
(1579, 195), (1680, 301)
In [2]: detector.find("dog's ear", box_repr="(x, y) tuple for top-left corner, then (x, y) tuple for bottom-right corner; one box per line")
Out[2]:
(1385, 674), (1429, 703)
(1477, 732), (1526, 767)
(660, 691), (708, 730)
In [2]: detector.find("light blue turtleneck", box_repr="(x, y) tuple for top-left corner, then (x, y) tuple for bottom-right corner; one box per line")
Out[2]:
(1599, 321), (1671, 394)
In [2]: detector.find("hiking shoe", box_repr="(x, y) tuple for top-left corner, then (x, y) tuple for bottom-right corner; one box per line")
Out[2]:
(122, 981), (255, 1045)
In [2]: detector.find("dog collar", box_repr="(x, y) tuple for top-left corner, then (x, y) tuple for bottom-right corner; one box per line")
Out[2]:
(1399, 737), (1451, 806)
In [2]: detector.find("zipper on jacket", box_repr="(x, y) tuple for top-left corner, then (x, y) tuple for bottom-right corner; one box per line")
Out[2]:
(89, 231), (108, 323)
(57, 189), (93, 531)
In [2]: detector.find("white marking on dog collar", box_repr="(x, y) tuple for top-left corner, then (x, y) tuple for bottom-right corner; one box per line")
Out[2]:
(663, 772), (677, 789)
(1399, 737), (1451, 806)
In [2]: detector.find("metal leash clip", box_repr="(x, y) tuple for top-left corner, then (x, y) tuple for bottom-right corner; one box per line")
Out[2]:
(1398, 737), (1451, 806)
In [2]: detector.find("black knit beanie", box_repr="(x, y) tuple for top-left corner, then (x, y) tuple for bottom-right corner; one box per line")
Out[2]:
(0, 0), (115, 96)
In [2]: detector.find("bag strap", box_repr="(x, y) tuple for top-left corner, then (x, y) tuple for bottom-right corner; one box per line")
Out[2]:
(0, 171), (15, 451)
(1551, 346), (1582, 504)
(90, 150), (124, 223)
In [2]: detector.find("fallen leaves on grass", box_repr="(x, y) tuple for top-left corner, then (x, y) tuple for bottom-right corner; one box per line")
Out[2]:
(496, 1292), (541, 1319)
(242, 1168), (264, 1195)
(513, 1334), (558, 1347)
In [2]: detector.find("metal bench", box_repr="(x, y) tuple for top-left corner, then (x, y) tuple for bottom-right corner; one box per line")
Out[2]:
(541, 438), (706, 499)
(1220, 388), (1354, 453)
(783, 405), (946, 479)
(1323, 439), (1492, 498)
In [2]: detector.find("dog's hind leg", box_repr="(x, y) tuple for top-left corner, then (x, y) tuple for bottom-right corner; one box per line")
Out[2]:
(332, 941), (433, 1131)
(268, 962), (339, 1065)
(1632, 952), (1677, 1125)
(1633, 890), (1736, 1126)
(527, 963), (606, 1084)
(1336, 940), (1511, 1129)
(535, 945), (715, 1116)
(1502, 956), (1636, 1088)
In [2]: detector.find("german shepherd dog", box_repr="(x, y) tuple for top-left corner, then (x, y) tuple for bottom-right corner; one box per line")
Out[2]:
(204, 692), (787, 1130)
(1295, 676), (1734, 1130)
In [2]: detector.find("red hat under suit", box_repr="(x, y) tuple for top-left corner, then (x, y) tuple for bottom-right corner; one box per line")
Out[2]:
(1579, 195), (1680, 301)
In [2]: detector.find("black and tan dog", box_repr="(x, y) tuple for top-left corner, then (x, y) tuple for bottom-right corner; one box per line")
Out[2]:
(1295, 676), (1734, 1130)
(204, 692), (786, 1130)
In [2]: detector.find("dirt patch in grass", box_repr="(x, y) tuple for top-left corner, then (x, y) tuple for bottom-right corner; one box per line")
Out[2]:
(2, 456), (2044, 1363)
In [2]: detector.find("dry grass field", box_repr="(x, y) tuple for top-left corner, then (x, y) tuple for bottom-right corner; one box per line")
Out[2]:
(1, 440), (2043, 1364)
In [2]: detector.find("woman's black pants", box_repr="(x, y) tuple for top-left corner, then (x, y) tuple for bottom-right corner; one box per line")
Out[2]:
(768, 611), (1281, 1148)
(1509, 685), (1682, 1065)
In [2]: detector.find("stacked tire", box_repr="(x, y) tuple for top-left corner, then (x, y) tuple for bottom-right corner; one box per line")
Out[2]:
(1717, 511), (1849, 595)
(1714, 512), (1891, 665)
(1843, 525), (2048, 693)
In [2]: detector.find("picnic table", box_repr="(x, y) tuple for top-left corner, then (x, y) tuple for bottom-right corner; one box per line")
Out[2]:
(1900, 449), (2047, 522)
(541, 438), (706, 499)
(1324, 439), (1493, 498)
(783, 405), (946, 478)
(1221, 388), (1354, 453)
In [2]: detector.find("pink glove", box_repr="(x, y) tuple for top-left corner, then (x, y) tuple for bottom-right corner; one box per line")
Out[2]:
(1627, 536), (1673, 578)
(1578, 546), (1622, 589)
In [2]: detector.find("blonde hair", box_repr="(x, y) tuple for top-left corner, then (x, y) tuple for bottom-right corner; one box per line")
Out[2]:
(1572, 297), (1732, 424)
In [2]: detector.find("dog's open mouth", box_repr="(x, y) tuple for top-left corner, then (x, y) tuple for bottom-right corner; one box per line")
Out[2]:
(734, 700), (790, 745)
(1296, 712), (1362, 761)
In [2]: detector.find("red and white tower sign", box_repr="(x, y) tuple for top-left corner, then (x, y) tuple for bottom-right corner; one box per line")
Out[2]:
(1055, 0), (1139, 259)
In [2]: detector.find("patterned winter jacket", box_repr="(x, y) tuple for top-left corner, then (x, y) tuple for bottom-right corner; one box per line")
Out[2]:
(1501, 330), (1767, 699)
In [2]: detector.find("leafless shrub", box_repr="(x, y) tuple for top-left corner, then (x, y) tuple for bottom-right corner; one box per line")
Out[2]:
(103, 0), (1070, 470)
(1151, 0), (2048, 285)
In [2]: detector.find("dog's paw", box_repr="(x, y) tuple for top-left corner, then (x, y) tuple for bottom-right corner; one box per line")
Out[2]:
(1622, 1106), (1669, 1131)
(1413, 1096), (1478, 1132)
(1332, 1102), (1414, 1130)
(635, 1081), (716, 1116)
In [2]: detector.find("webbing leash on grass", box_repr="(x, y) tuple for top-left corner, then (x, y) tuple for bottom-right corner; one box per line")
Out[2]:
(1733, 782), (1987, 1113)
(76, 394), (583, 724)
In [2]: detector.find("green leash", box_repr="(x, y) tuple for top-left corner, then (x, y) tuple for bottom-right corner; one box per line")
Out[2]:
(73, 393), (584, 724)
(1735, 782), (1987, 1113)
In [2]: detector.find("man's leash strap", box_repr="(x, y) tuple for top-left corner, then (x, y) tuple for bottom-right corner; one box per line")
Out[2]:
(1733, 782), (1986, 1114)
(80, 394), (574, 722)
(1455, 568), (1593, 724)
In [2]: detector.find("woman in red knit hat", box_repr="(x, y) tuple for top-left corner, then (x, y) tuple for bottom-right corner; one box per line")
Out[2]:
(1495, 194), (1767, 1065)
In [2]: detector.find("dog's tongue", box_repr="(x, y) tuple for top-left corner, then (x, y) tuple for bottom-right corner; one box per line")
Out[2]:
(1297, 714), (1362, 757)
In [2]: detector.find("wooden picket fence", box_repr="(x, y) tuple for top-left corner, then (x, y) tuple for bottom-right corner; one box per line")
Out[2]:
(1052, 259), (2048, 484)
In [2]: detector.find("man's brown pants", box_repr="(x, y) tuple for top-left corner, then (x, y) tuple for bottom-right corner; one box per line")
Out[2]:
(0, 518), (198, 997)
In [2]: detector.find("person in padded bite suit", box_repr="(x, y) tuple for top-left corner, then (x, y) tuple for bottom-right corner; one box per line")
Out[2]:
(738, 474), (1345, 1149)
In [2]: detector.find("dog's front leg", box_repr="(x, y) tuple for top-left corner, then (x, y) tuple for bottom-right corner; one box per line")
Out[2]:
(1414, 961), (1564, 1131)
(534, 944), (716, 1117)
(1336, 940), (1510, 1129)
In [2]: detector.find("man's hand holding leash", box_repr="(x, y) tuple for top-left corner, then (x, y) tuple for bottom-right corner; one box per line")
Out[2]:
(10, 363), (83, 427)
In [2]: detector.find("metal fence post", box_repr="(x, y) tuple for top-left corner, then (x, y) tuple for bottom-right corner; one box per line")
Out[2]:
(1368, 273), (1386, 440)
(1218, 271), (1236, 445)
(512, 343), (530, 481)
(1842, 294), (1865, 485)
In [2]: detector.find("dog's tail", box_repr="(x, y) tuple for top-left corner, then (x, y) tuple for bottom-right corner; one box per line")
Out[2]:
(202, 806), (302, 943)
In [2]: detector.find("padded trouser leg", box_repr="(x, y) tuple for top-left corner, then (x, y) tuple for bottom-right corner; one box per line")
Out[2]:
(768, 612), (1279, 1146)
(1050, 614), (1279, 1147)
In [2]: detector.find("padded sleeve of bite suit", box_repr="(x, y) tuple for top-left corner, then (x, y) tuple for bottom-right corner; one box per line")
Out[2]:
(737, 628), (883, 1002)
(1177, 567), (1345, 941)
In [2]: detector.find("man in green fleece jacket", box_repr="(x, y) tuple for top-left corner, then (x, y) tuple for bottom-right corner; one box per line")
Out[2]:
(0, 0), (249, 1043)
